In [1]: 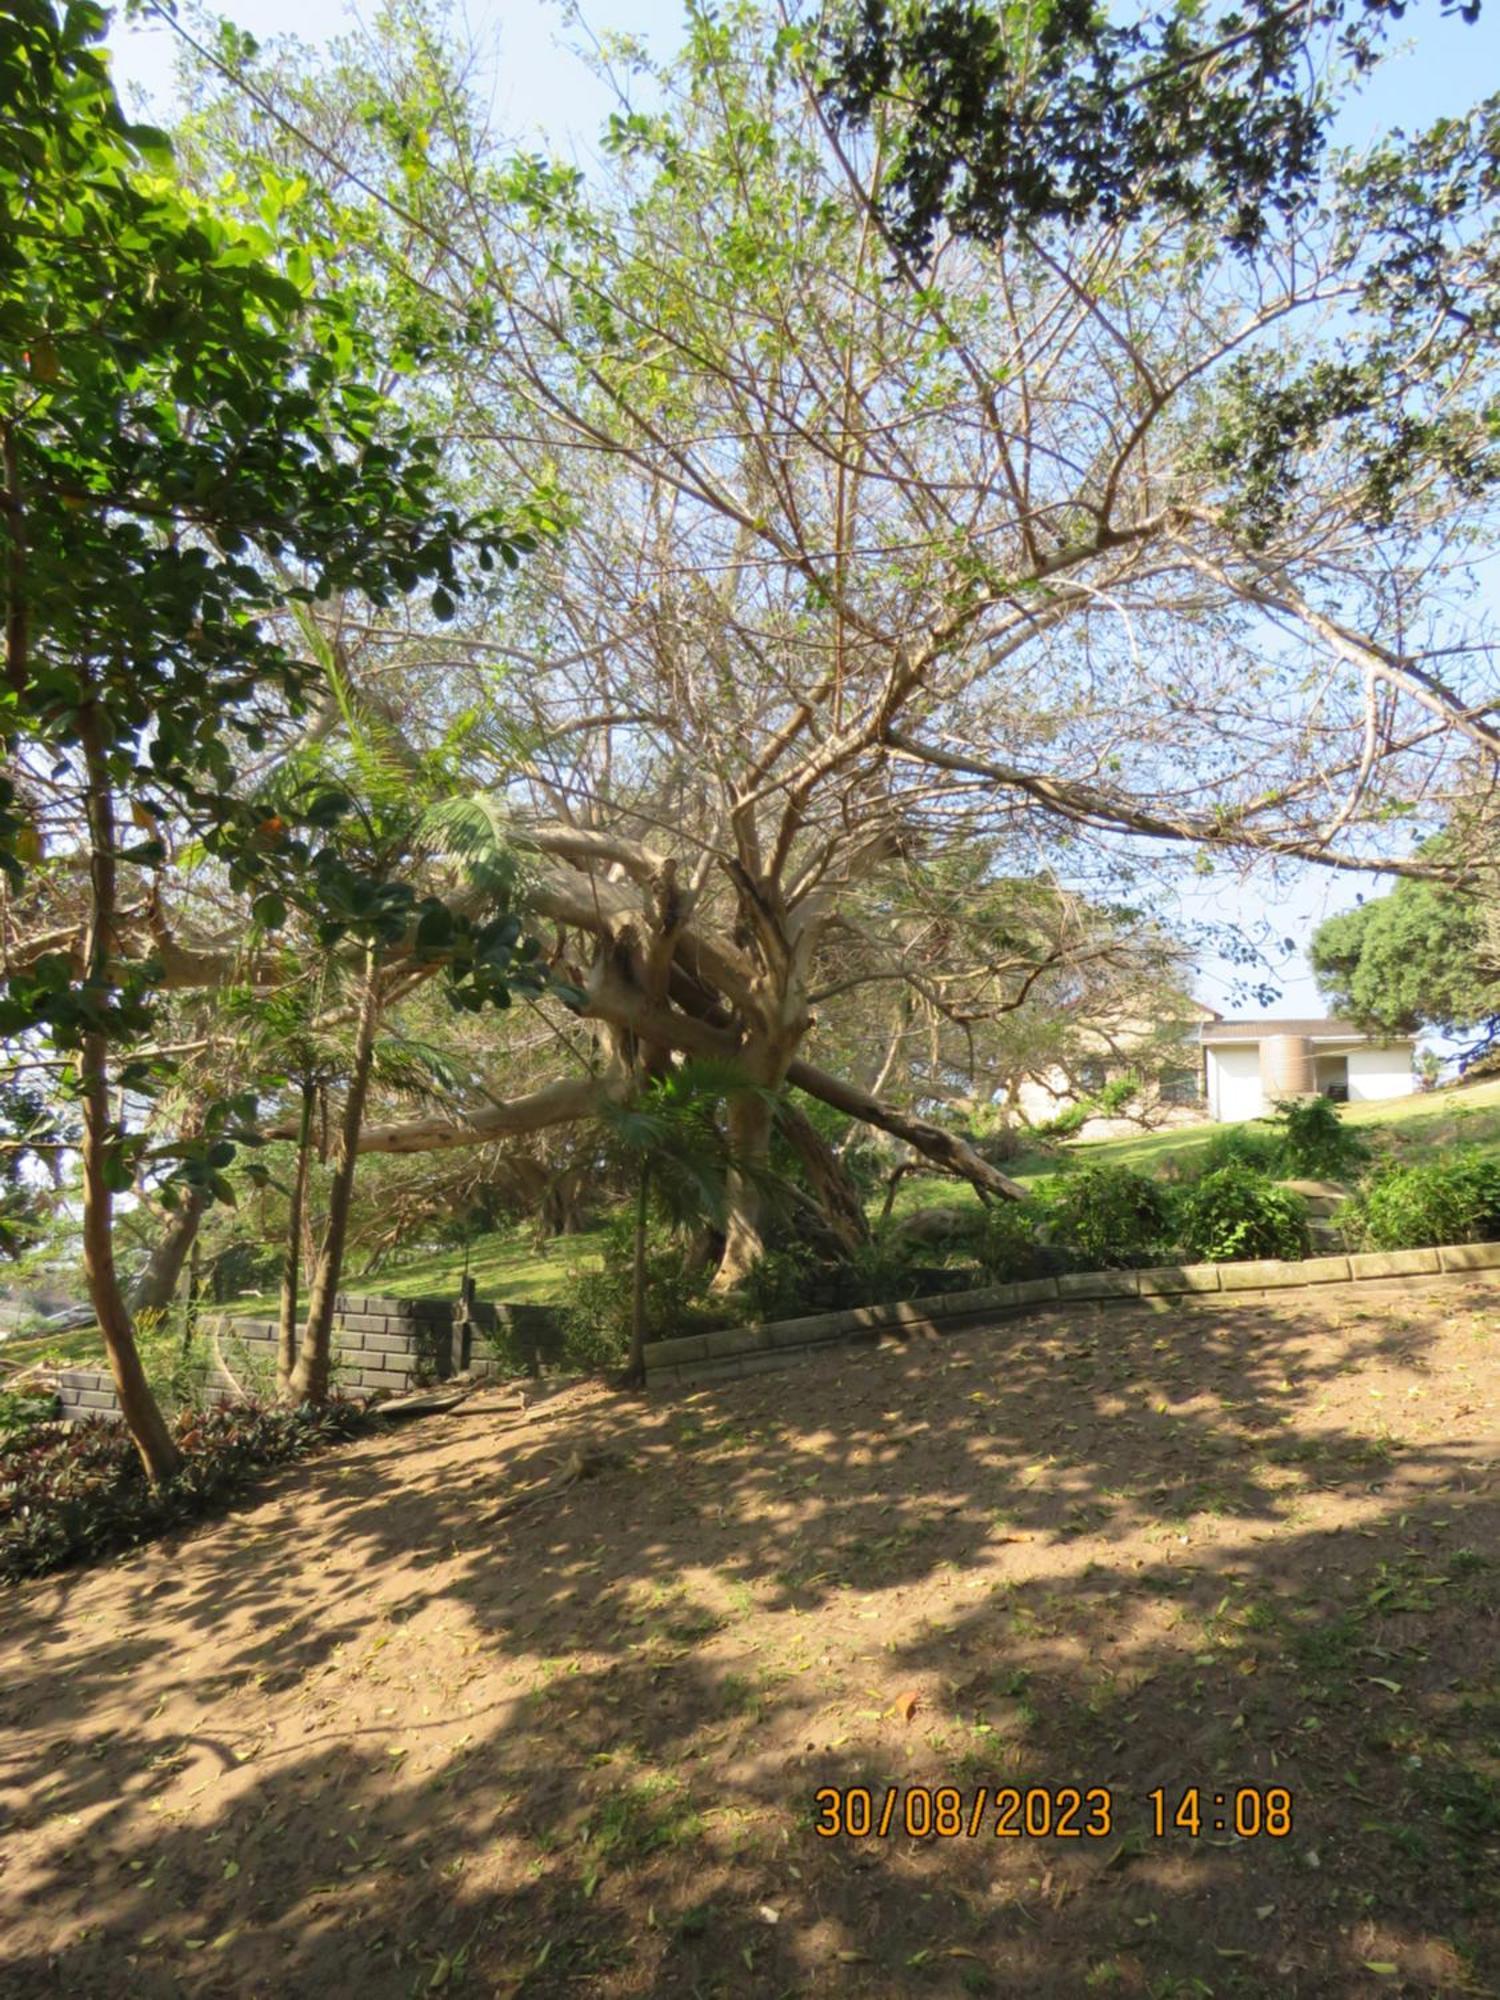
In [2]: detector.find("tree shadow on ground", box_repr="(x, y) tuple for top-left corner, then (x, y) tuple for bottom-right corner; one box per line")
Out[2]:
(1, 1274), (1498, 1997)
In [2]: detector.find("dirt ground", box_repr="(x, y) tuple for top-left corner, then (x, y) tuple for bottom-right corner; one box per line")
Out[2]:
(3, 1273), (1500, 2000)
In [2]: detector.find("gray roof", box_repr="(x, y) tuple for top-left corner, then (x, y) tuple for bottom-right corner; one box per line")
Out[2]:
(1200, 1017), (1402, 1044)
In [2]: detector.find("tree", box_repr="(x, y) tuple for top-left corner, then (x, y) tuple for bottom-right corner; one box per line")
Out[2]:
(0, 0), (538, 1477)
(818, 0), (1485, 262)
(29, 0), (1500, 1302)
(1311, 879), (1500, 1057)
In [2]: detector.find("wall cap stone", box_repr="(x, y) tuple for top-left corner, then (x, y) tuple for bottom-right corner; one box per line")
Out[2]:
(646, 1241), (1500, 1386)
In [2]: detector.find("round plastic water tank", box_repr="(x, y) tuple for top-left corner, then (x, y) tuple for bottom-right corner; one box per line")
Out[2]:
(1260, 1033), (1315, 1101)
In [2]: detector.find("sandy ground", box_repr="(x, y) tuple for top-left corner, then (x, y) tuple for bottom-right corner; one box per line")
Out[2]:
(3, 1271), (1500, 1999)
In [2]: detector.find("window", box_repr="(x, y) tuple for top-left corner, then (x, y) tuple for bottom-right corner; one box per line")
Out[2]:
(1159, 1064), (1202, 1107)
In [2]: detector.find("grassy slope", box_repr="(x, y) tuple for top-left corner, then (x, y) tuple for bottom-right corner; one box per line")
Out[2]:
(885, 1072), (1500, 1220)
(10, 1077), (1499, 1373)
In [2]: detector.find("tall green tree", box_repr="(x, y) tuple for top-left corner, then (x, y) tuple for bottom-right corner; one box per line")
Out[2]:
(147, 0), (1499, 1303)
(0, 0), (539, 1479)
(1311, 879), (1500, 1056)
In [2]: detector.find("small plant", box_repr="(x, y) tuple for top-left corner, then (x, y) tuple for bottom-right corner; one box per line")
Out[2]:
(1045, 1163), (1173, 1268)
(1271, 1095), (1370, 1180)
(1174, 1164), (1309, 1263)
(1340, 1152), (1500, 1251)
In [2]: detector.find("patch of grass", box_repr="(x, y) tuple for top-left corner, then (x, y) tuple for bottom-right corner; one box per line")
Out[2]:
(581, 1775), (703, 1862)
(1286, 1612), (1363, 1678)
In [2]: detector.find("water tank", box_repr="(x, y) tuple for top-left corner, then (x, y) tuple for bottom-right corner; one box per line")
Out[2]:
(1260, 1033), (1315, 1102)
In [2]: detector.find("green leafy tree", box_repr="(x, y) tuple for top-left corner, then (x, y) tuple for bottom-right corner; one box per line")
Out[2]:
(0, 1), (538, 1478)
(1310, 880), (1499, 1058)
(819, 0), (1481, 259)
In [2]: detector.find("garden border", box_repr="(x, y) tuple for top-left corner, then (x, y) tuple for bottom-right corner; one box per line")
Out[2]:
(641, 1240), (1500, 1388)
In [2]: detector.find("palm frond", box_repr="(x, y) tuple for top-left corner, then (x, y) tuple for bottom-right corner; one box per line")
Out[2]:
(419, 792), (522, 899)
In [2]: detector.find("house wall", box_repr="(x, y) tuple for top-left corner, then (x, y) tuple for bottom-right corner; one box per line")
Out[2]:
(1206, 1044), (1263, 1122)
(1346, 1045), (1414, 1102)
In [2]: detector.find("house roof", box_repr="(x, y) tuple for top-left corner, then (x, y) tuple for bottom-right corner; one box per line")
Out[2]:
(1200, 1017), (1409, 1045)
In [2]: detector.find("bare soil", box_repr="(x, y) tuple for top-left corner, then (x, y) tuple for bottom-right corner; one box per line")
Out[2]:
(3, 1273), (1500, 2000)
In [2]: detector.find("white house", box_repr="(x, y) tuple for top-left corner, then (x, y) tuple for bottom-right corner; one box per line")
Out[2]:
(1201, 1017), (1415, 1123)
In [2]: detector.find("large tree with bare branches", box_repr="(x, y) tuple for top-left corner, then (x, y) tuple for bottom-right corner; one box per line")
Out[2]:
(12, 0), (1499, 1298)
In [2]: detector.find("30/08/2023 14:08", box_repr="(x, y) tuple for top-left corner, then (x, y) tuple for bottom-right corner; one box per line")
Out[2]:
(810, 1784), (1293, 1840)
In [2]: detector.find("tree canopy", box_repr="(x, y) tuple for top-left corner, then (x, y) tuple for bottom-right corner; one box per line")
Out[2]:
(3, 0), (1499, 1389)
(1311, 878), (1500, 1055)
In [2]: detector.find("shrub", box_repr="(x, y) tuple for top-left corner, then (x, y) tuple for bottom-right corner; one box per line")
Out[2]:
(1271, 1096), (1370, 1180)
(737, 1243), (820, 1324)
(838, 1232), (925, 1308)
(559, 1219), (713, 1369)
(975, 1199), (1052, 1282)
(134, 1306), (213, 1415)
(1033, 1071), (1141, 1143)
(1340, 1153), (1500, 1251)
(1045, 1164), (1173, 1268)
(0, 1397), (370, 1584)
(0, 1388), (55, 1440)
(1194, 1123), (1283, 1178)
(1175, 1165), (1309, 1263)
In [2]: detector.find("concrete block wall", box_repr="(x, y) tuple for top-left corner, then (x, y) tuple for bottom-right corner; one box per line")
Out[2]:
(217, 1295), (470, 1398)
(57, 1294), (487, 1423)
(54, 1366), (121, 1423)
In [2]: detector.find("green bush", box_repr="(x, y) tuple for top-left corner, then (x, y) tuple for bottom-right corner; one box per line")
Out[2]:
(1034, 1071), (1141, 1142)
(1271, 1096), (1370, 1180)
(1045, 1164), (1173, 1268)
(1175, 1165), (1309, 1263)
(559, 1219), (713, 1369)
(1340, 1153), (1500, 1251)
(1194, 1123), (1284, 1177)
(0, 1397), (370, 1584)
(738, 1243), (820, 1324)
(0, 1388), (55, 1440)
(975, 1199), (1052, 1282)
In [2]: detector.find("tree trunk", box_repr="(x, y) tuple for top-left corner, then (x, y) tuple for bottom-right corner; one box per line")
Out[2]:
(776, 1098), (870, 1255)
(128, 1187), (207, 1317)
(622, 1159), (649, 1389)
(277, 1081), (315, 1396)
(291, 952), (380, 1404)
(182, 1230), (201, 1361)
(711, 1088), (775, 1292)
(77, 698), (181, 1485)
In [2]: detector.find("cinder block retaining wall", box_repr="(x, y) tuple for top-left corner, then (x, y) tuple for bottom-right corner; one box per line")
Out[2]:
(54, 1366), (122, 1423)
(52, 1241), (1500, 1417)
(54, 1293), (566, 1423)
(642, 1240), (1500, 1389)
(216, 1294), (471, 1397)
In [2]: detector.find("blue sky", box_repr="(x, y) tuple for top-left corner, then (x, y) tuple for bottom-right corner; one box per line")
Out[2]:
(105, 1), (1500, 1028)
